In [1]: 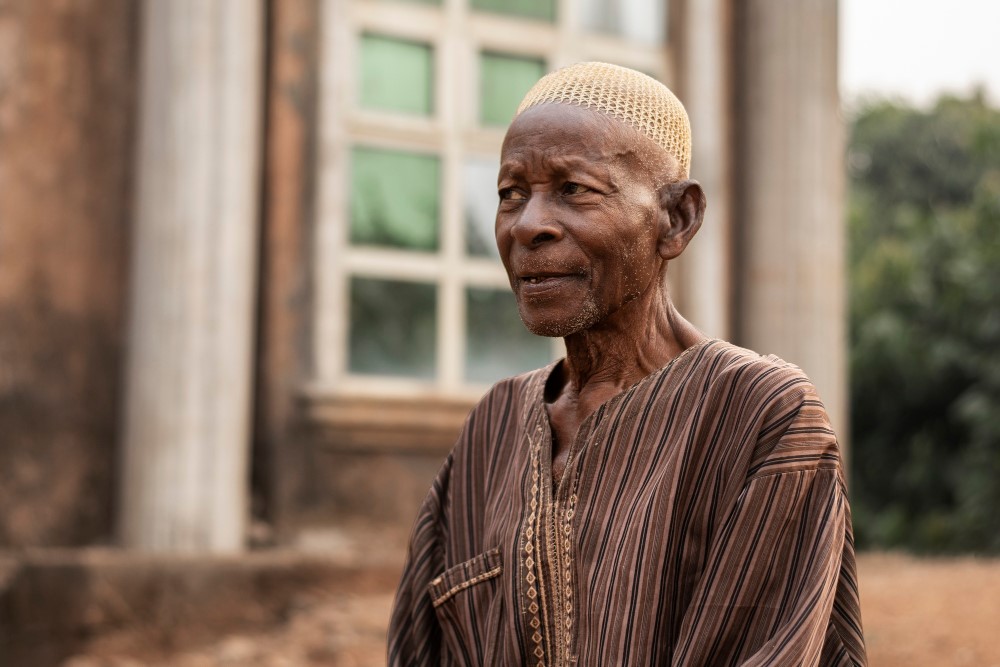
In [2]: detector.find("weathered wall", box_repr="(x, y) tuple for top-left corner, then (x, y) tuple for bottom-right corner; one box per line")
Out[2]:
(255, 0), (321, 538)
(0, 1), (137, 546)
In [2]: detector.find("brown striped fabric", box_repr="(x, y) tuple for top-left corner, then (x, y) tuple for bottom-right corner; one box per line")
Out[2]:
(388, 339), (866, 666)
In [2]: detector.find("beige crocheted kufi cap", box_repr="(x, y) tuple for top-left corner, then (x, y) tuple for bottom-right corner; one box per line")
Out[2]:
(516, 61), (692, 177)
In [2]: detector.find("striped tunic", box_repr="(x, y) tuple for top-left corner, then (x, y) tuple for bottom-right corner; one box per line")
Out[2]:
(388, 340), (866, 666)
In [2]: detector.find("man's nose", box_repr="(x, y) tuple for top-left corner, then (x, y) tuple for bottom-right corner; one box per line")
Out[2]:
(509, 194), (564, 247)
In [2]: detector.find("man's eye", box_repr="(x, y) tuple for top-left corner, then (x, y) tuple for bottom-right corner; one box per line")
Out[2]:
(499, 188), (526, 201)
(562, 182), (591, 196)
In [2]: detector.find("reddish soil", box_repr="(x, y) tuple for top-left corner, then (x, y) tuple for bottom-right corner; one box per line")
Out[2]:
(59, 552), (1000, 667)
(859, 553), (1000, 667)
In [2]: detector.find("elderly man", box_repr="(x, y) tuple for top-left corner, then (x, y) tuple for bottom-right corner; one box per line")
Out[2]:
(388, 62), (866, 666)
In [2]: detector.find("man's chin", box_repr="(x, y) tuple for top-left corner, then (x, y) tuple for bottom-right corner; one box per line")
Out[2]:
(522, 321), (572, 338)
(518, 302), (603, 338)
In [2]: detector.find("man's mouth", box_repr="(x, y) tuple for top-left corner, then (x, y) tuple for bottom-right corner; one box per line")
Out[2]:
(520, 273), (572, 283)
(516, 272), (582, 295)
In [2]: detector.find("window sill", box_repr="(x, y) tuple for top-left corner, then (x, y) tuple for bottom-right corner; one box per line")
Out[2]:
(299, 392), (478, 455)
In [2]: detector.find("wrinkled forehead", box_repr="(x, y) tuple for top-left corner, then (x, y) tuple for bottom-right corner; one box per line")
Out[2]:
(500, 103), (678, 183)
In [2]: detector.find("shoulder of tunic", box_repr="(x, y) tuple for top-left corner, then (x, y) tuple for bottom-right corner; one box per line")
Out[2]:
(702, 339), (810, 386)
(696, 341), (843, 482)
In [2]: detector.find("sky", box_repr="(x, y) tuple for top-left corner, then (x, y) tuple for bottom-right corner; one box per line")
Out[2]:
(840, 0), (1000, 106)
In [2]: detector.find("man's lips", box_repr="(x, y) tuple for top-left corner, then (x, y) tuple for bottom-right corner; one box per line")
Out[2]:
(516, 271), (583, 295)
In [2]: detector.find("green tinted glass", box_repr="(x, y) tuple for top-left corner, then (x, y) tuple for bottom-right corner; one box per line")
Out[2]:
(350, 147), (439, 251)
(466, 287), (551, 383)
(360, 34), (433, 115)
(471, 0), (555, 22)
(480, 52), (546, 126)
(464, 157), (501, 258)
(349, 277), (437, 378)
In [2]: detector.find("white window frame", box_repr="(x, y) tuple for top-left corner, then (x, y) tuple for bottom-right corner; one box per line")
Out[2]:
(311, 0), (673, 401)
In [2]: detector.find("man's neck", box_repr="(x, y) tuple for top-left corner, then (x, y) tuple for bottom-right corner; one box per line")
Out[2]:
(556, 290), (703, 415)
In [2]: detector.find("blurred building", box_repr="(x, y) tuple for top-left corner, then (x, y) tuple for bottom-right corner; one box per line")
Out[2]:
(0, 0), (842, 551)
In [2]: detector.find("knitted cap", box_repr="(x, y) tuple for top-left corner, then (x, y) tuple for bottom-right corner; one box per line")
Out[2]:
(516, 62), (691, 176)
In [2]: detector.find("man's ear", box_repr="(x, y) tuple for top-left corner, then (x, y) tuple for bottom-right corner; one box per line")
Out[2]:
(656, 179), (706, 260)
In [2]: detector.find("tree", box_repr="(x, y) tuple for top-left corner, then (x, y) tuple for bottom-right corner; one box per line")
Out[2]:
(848, 91), (1000, 553)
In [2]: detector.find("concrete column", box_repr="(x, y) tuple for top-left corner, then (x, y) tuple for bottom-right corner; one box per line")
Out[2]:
(733, 0), (846, 437)
(671, 0), (733, 340)
(119, 1), (264, 551)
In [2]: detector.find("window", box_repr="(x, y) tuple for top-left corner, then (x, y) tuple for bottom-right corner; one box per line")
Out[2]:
(350, 146), (440, 251)
(316, 0), (671, 401)
(359, 34), (434, 114)
(479, 52), (546, 126)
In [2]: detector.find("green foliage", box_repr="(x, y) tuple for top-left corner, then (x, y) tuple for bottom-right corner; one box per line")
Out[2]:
(848, 92), (1000, 553)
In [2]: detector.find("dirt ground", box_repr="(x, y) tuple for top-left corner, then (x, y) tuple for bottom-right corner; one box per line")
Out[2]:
(60, 552), (1000, 667)
(858, 553), (1000, 666)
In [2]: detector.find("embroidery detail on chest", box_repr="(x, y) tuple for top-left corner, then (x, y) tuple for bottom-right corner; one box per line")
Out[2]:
(559, 491), (578, 658)
(524, 432), (546, 666)
(523, 420), (581, 667)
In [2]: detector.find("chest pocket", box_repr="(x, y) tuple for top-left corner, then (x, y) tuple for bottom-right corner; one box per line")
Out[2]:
(428, 547), (504, 665)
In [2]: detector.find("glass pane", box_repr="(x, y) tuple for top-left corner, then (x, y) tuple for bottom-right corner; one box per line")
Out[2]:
(360, 34), (433, 115)
(464, 157), (501, 258)
(349, 277), (437, 378)
(480, 52), (546, 126)
(471, 0), (555, 22)
(350, 146), (440, 251)
(466, 287), (552, 383)
(580, 0), (667, 45)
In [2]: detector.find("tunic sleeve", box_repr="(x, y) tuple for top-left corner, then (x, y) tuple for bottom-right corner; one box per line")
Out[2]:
(387, 453), (452, 666)
(671, 384), (867, 666)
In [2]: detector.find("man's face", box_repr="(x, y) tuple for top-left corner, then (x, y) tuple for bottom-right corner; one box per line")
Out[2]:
(496, 103), (666, 337)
